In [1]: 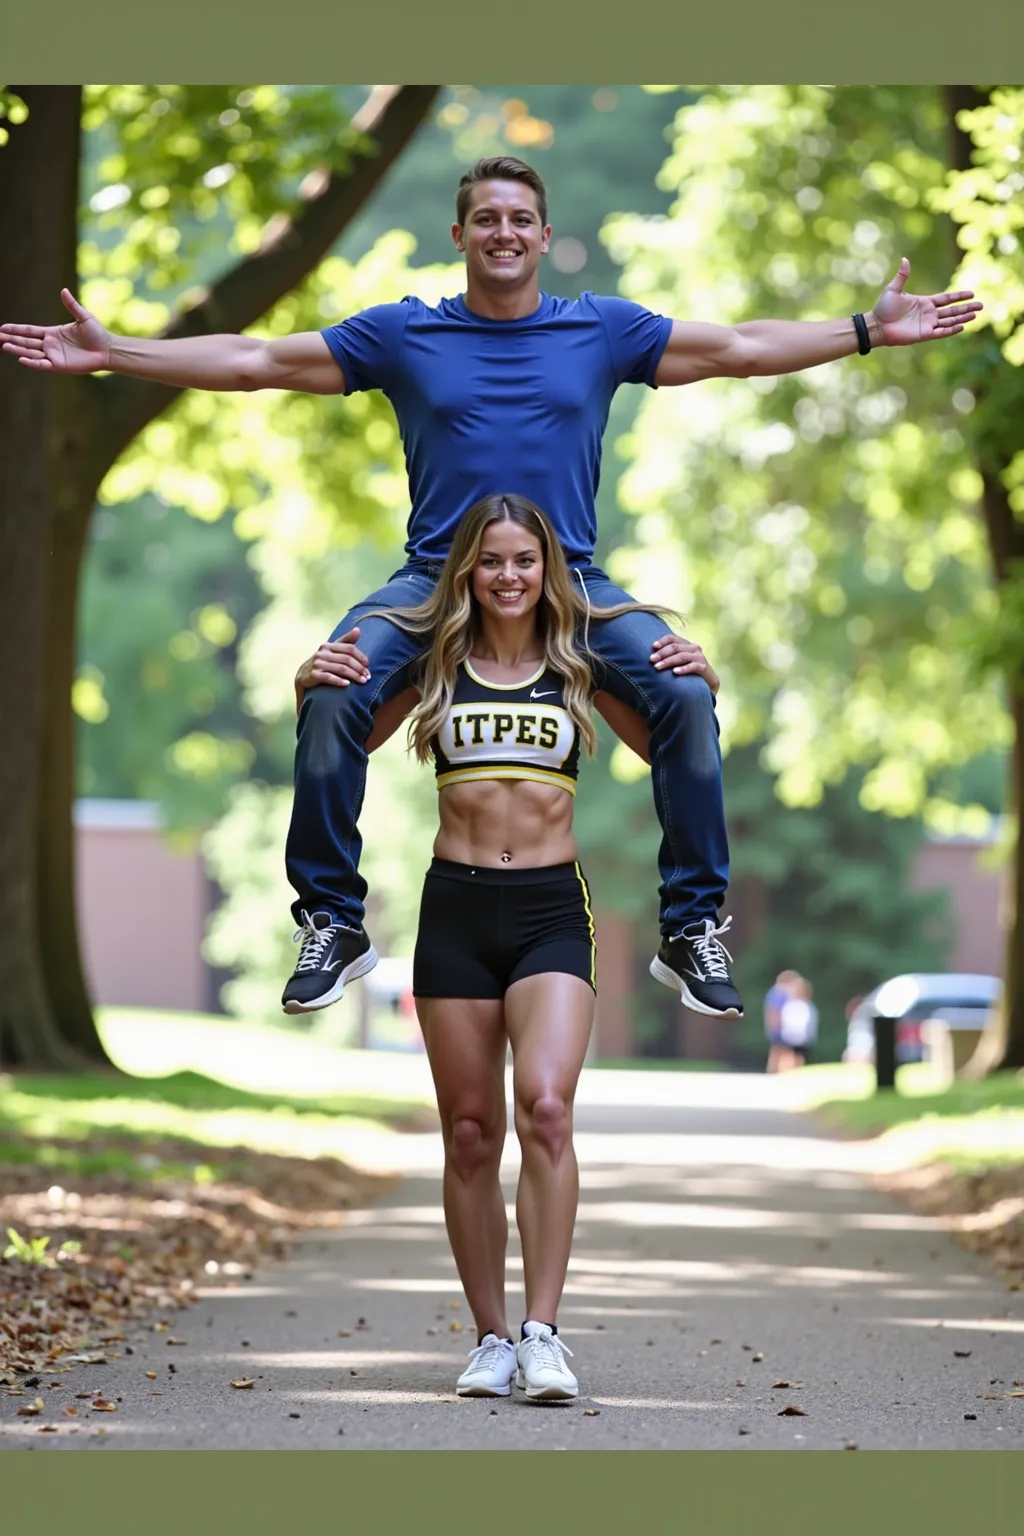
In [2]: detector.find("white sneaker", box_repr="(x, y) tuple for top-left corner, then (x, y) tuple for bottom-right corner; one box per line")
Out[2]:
(515, 1321), (578, 1401)
(456, 1333), (518, 1397)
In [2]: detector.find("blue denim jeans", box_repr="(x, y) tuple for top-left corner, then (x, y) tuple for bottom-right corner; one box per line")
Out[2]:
(285, 561), (730, 935)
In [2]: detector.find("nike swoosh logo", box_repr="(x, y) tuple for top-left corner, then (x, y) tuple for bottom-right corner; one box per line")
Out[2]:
(530, 689), (556, 699)
(324, 959), (343, 972)
(675, 960), (705, 981)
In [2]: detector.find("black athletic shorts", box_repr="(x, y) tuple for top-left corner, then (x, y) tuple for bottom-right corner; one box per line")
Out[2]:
(413, 858), (597, 999)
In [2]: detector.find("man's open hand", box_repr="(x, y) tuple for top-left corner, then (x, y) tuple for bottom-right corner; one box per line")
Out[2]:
(869, 258), (983, 347)
(1, 289), (112, 373)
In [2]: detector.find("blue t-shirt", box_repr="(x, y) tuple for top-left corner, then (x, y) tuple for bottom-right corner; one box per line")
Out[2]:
(320, 291), (672, 566)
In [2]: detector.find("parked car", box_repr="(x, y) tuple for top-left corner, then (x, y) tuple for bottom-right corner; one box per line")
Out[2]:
(842, 973), (1001, 1065)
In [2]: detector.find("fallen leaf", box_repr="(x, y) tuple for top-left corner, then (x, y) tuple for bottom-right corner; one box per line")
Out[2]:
(92, 1400), (117, 1412)
(735, 1380), (746, 1388)
(954, 1350), (972, 1359)
(166, 1338), (187, 1347)
(425, 1328), (438, 1336)
(17, 1398), (45, 1417)
(230, 1378), (255, 1390)
(1007, 1391), (1024, 1398)
(63, 1407), (78, 1417)
(843, 1441), (858, 1451)
(448, 1301), (461, 1310)
(778, 1405), (806, 1417)
(145, 1371), (157, 1380)
(772, 1381), (805, 1390)
(583, 1409), (600, 1417)
(37, 1425), (58, 1433)
(449, 1321), (462, 1333)
(752, 1353), (764, 1364)
(74, 1393), (93, 1400)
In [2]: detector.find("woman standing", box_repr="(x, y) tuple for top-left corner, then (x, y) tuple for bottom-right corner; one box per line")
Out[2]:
(296, 494), (719, 1400)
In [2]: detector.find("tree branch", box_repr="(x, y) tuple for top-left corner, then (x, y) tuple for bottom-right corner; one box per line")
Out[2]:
(94, 84), (442, 470)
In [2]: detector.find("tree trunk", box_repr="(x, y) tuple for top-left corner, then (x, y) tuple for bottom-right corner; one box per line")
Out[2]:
(37, 468), (110, 1059)
(945, 86), (1024, 1074)
(0, 87), (86, 1069)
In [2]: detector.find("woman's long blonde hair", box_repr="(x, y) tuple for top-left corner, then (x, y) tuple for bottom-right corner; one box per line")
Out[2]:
(370, 494), (678, 762)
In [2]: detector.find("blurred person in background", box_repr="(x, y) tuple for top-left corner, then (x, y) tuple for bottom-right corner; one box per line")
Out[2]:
(765, 969), (800, 1073)
(777, 976), (819, 1070)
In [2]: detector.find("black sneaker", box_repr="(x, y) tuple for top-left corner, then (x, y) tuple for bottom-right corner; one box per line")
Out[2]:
(281, 910), (378, 1015)
(649, 916), (743, 1018)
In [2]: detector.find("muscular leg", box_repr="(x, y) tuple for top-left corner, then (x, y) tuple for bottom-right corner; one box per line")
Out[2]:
(285, 568), (435, 929)
(505, 972), (594, 1326)
(416, 996), (510, 1340)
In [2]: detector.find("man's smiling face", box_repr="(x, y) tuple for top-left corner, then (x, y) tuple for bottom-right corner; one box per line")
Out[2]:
(453, 179), (551, 294)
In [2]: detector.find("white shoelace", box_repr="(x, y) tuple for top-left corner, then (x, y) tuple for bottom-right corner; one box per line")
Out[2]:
(676, 916), (734, 981)
(291, 909), (342, 973)
(467, 1335), (513, 1372)
(523, 1330), (574, 1370)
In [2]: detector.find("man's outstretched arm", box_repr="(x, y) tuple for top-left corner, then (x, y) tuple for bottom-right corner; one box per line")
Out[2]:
(653, 257), (983, 386)
(1, 288), (345, 394)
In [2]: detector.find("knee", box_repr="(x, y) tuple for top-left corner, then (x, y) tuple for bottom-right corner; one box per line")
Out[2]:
(299, 680), (374, 772)
(515, 1092), (571, 1162)
(446, 1115), (501, 1181)
(647, 672), (720, 774)
(649, 669), (715, 718)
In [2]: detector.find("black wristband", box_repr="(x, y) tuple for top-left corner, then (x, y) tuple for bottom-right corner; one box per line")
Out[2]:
(852, 312), (871, 355)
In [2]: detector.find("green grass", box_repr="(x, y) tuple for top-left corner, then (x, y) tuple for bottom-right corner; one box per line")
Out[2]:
(805, 1068), (1024, 1176)
(812, 1071), (1024, 1136)
(590, 1057), (724, 1072)
(0, 1008), (442, 1182)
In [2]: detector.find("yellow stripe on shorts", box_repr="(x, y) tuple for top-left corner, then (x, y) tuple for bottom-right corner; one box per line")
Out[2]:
(574, 860), (596, 990)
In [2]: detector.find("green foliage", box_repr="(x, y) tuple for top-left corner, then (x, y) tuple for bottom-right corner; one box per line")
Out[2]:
(606, 86), (1011, 836)
(76, 493), (265, 828)
(79, 85), (372, 316)
(935, 88), (1024, 364)
(0, 86), (27, 147)
(3, 1227), (80, 1267)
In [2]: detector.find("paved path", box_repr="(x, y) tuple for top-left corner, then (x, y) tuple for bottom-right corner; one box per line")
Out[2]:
(4, 1071), (1023, 1450)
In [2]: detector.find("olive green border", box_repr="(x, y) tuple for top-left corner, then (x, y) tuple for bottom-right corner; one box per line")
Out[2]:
(2, 1449), (1022, 1533)
(4, 0), (1023, 81)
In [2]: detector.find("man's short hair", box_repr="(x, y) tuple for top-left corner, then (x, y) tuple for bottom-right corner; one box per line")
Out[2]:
(456, 156), (548, 228)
